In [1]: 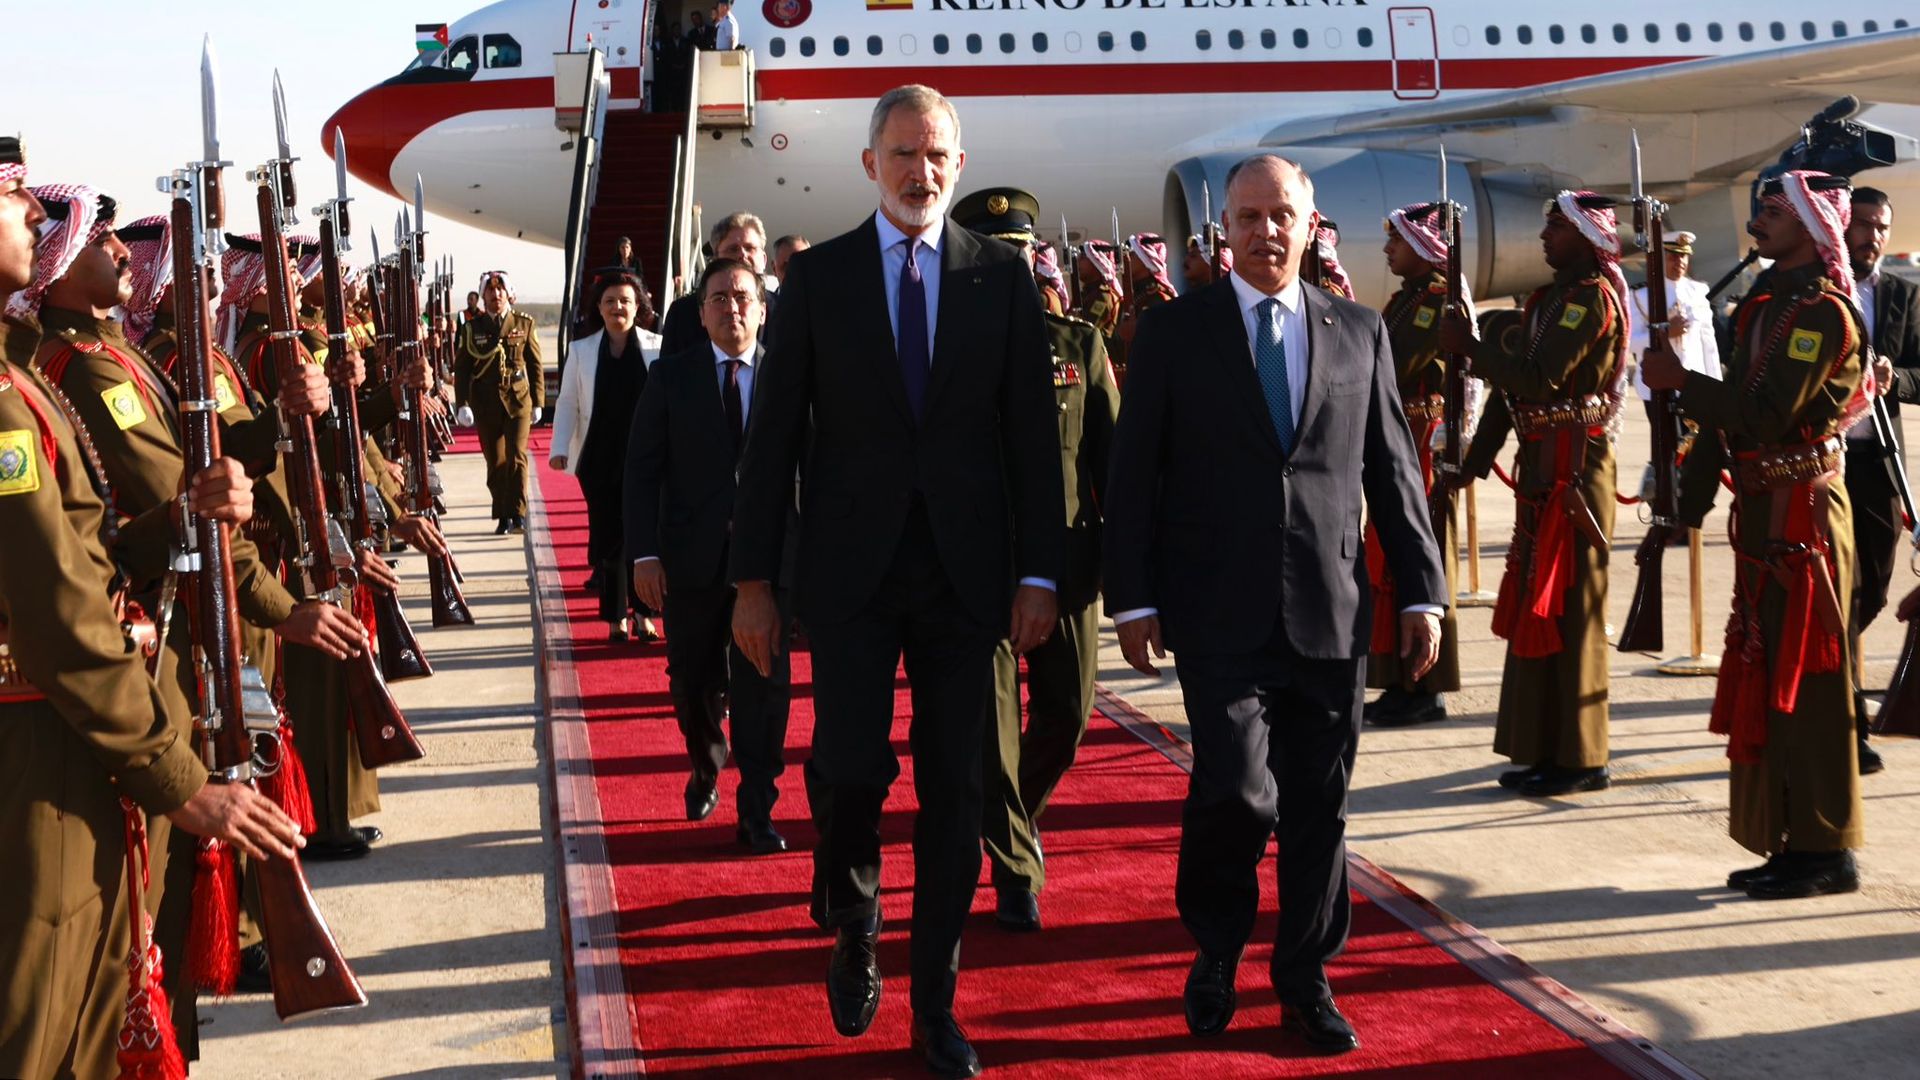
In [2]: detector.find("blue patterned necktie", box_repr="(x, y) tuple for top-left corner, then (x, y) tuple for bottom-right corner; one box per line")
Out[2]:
(1255, 297), (1295, 453)
(897, 239), (930, 421)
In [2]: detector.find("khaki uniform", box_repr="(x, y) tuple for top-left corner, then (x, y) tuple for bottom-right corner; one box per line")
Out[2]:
(0, 316), (207, 1080)
(1075, 280), (1124, 374)
(455, 309), (542, 518)
(1463, 266), (1624, 769)
(1368, 271), (1462, 693)
(983, 313), (1119, 894)
(1679, 263), (1865, 856)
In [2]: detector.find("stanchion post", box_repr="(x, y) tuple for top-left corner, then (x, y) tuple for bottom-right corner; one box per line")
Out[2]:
(1657, 526), (1720, 675)
(1457, 479), (1497, 607)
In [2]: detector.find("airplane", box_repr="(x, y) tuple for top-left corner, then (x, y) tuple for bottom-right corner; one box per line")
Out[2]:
(322, 0), (1920, 305)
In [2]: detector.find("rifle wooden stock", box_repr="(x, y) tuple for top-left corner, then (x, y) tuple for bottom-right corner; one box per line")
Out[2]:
(345, 645), (424, 767)
(371, 586), (431, 681)
(1431, 200), (1468, 551)
(174, 192), (365, 1021)
(1877, 619), (1920, 737)
(1618, 210), (1678, 654)
(255, 182), (424, 766)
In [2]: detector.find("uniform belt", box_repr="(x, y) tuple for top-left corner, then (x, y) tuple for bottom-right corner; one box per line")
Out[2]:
(1404, 394), (1445, 422)
(1511, 393), (1611, 436)
(1733, 436), (1844, 494)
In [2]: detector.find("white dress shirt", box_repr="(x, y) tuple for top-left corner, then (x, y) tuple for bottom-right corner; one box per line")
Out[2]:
(875, 210), (942, 361)
(714, 11), (739, 49)
(1628, 275), (1721, 402)
(1114, 271), (1442, 626)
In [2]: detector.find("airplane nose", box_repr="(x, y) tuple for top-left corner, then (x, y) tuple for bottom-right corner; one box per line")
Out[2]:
(322, 82), (416, 202)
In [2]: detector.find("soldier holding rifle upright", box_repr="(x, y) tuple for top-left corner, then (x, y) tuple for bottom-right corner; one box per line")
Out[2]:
(1645, 171), (1868, 899)
(1440, 192), (1627, 797)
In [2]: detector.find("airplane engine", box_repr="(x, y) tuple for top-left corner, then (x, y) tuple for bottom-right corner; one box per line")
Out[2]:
(1165, 148), (1569, 308)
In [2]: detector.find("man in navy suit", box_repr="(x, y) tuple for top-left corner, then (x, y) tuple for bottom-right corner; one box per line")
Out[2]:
(1104, 154), (1447, 1054)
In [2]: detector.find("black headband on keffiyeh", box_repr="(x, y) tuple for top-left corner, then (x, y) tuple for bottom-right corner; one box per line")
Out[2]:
(1760, 170), (1855, 296)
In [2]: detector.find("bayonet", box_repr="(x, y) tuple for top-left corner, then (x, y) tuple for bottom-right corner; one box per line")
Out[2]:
(197, 37), (230, 256)
(1200, 180), (1213, 258)
(313, 129), (353, 253)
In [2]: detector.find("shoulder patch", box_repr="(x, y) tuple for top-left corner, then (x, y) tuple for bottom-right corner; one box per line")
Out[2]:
(101, 380), (149, 430)
(1413, 306), (1437, 328)
(1558, 303), (1588, 330)
(1787, 328), (1825, 363)
(213, 373), (240, 412)
(0, 429), (40, 496)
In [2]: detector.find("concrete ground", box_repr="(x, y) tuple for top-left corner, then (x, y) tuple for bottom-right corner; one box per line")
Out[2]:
(192, 445), (565, 1080)
(1101, 406), (1920, 1080)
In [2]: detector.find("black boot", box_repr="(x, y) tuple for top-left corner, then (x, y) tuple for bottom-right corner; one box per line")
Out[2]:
(1745, 851), (1859, 899)
(1497, 764), (1548, 790)
(1517, 765), (1610, 797)
(1727, 854), (1787, 890)
(1369, 692), (1447, 728)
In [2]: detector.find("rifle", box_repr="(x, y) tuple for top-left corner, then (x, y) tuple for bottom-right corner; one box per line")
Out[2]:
(1618, 130), (1680, 653)
(400, 188), (474, 627)
(316, 134), (430, 682)
(252, 72), (424, 768)
(1872, 390), (1920, 735)
(1430, 146), (1469, 549)
(169, 48), (365, 1020)
(1059, 214), (1076, 311)
(1202, 180), (1226, 282)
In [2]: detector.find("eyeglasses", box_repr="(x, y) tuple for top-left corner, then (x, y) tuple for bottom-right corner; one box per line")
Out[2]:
(703, 290), (759, 309)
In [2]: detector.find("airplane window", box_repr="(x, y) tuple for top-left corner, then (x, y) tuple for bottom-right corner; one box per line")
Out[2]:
(1196, 30), (1212, 50)
(1261, 28), (1277, 48)
(1644, 23), (1660, 42)
(1325, 28), (1341, 47)
(1833, 20), (1847, 36)
(1800, 20), (1816, 39)
(1676, 23), (1692, 42)
(1769, 21), (1785, 40)
(1228, 29), (1245, 49)
(1519, 25), (1535, 44)
(1738, 22), (1754, 40)
(900, 35), (915, 56)
(799, 36), (815, 57)
(1549, 25), (1565, 44)
(482, 34), (521, 69)
(967, 33), (982, 54)
(1097, 30), (1114, 52)
(768, 36), (785, 58)
(445, 35), (478, 72)
(1033, 32), (1047, 53)
(1612, 24), (1628, 43)
(867, 35), (882, 55)
(1863, 20), (1878, 32)
(1065, 31), (1081, 52)
(1131, 30), (1146, 51)
(833, 36), (849, 56)
(1452, 26), (1469, 47)
(1707, 22), (1723, 41)
(1357, 27), (1373, 47)
(1580, 24), (1596, 43)
(999, 32), (1014, 53)
(1484, 26), (1500, 45)
(1293, 28), (1308, 48)
(933, 33), (949, 55)
(1896, 19), (1910, 29)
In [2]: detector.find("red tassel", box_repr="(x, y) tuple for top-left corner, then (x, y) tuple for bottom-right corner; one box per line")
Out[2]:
(1364, 526), (1398, 656)
(1491, 532), (1523, 641)
(189, 837), (239, 995)
(260, 718), (318, 835)
(117, 800), (186, 1080)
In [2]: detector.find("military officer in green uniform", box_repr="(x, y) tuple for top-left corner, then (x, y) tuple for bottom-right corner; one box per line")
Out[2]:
(1648, 171), (1867, 899)
(1441, 191), (1627, 798)
(1364, 202), (1468, 725)
(953, 187), (1121, 933)
(456, 270), (543, 533)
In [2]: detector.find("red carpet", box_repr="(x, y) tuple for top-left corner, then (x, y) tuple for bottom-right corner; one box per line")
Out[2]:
(533, 447), (1636, 1078)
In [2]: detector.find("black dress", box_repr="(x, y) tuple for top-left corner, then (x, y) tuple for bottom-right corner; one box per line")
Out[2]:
(575, 328), (649, 623)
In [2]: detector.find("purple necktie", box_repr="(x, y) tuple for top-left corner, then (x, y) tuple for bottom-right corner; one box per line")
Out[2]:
(897, 239), (930, 421)
(723, 358), (745, 458)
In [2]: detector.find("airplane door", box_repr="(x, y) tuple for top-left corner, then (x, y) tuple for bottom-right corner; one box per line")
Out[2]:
(1388, 7), (1440, 100)
(573, 0), (646, 105)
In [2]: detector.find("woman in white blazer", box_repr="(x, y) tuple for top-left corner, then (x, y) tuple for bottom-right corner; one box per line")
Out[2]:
(550, 271), (663, 640)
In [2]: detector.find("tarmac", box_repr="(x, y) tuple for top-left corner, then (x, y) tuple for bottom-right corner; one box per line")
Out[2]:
(190, 331), (1920, 1078)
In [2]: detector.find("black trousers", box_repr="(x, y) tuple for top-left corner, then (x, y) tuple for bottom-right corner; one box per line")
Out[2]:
(1845, 441), (1899, 735)
(804, 501), (998, 1014)
(664, 581), (792, 822)
(1173, 623), (1364, 1007)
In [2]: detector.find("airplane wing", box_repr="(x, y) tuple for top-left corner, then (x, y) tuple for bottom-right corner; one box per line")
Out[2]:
(1268, 27), (1920, 146)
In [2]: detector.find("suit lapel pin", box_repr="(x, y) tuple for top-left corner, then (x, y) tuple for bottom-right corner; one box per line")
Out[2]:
(1322, 316), (1333, 325)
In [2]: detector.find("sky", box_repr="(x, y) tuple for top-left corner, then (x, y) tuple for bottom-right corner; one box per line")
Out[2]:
(15, 1), (563, 300)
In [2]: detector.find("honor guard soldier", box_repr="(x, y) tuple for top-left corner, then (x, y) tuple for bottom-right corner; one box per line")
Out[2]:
(1309, 221), (1357, 301)
(1646, 171), (1868, 899)
(1032, 239), (1071, 316)
(1118, 232), (1177, 357)
(1365, 203), (1470, 726)
(456, 269), (543, 533)
(1074, 238), (1124, 360)
(1441, 192), (1627, 797)
(952, 186), (1121, 933)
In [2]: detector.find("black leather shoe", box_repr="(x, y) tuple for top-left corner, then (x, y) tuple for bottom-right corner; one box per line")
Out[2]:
(1746, 852), (1859, 900)
(910, 1011), (982, 1078)
(303, 833), (372, 861)
(1183, 950), (1239, 1037)
(1368, 692), (1447, 728)
(1362, 689), (1403, 722)
(583, 567), (602, 592)
(1519, 766), (1609, 797)
(354, 825), (383, 846)
(1282, 997), (1360, 1053)
(1727, 855), (1785, 890)
(234, 943), (271, 994)
(684, 777), (718, 821)
(994, 887), (1041, 932)
(1497, 764), (1547, 790)
(494, 517), (510, 535)
(826, 916), (882, 1037)
(735, 819), (788, 855)
(1859, 738), (1885, 776)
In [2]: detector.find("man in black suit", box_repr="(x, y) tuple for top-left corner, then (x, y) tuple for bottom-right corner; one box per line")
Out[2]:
(1104, 154), (1446, 1055)
(627, 257), (792, 852)
(730, 85), (1064, 1079)
(1843, 186), (1920, 774)
(659, 212), (767, 356)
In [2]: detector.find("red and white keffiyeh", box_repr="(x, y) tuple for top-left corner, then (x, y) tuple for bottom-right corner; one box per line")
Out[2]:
(216, 233), (278, 351)
(1550, 190), (1628, 317)
(1032, 240), (1070, 313)
(7, 183), (115, 318)
(1313, 222), (1355, 301)
(1079, 241), (1118, 287)
(118, 216), (173, 344)
(1765, 170), (1855, 297)
(479, 269), (515, 303)
(1386, 201), (1450, 267)
(1127, 233), (1174, 296)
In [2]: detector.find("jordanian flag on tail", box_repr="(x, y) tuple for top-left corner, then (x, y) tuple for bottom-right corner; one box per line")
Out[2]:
(416, 23), (450, 53)
(867, 0), (912, 9)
